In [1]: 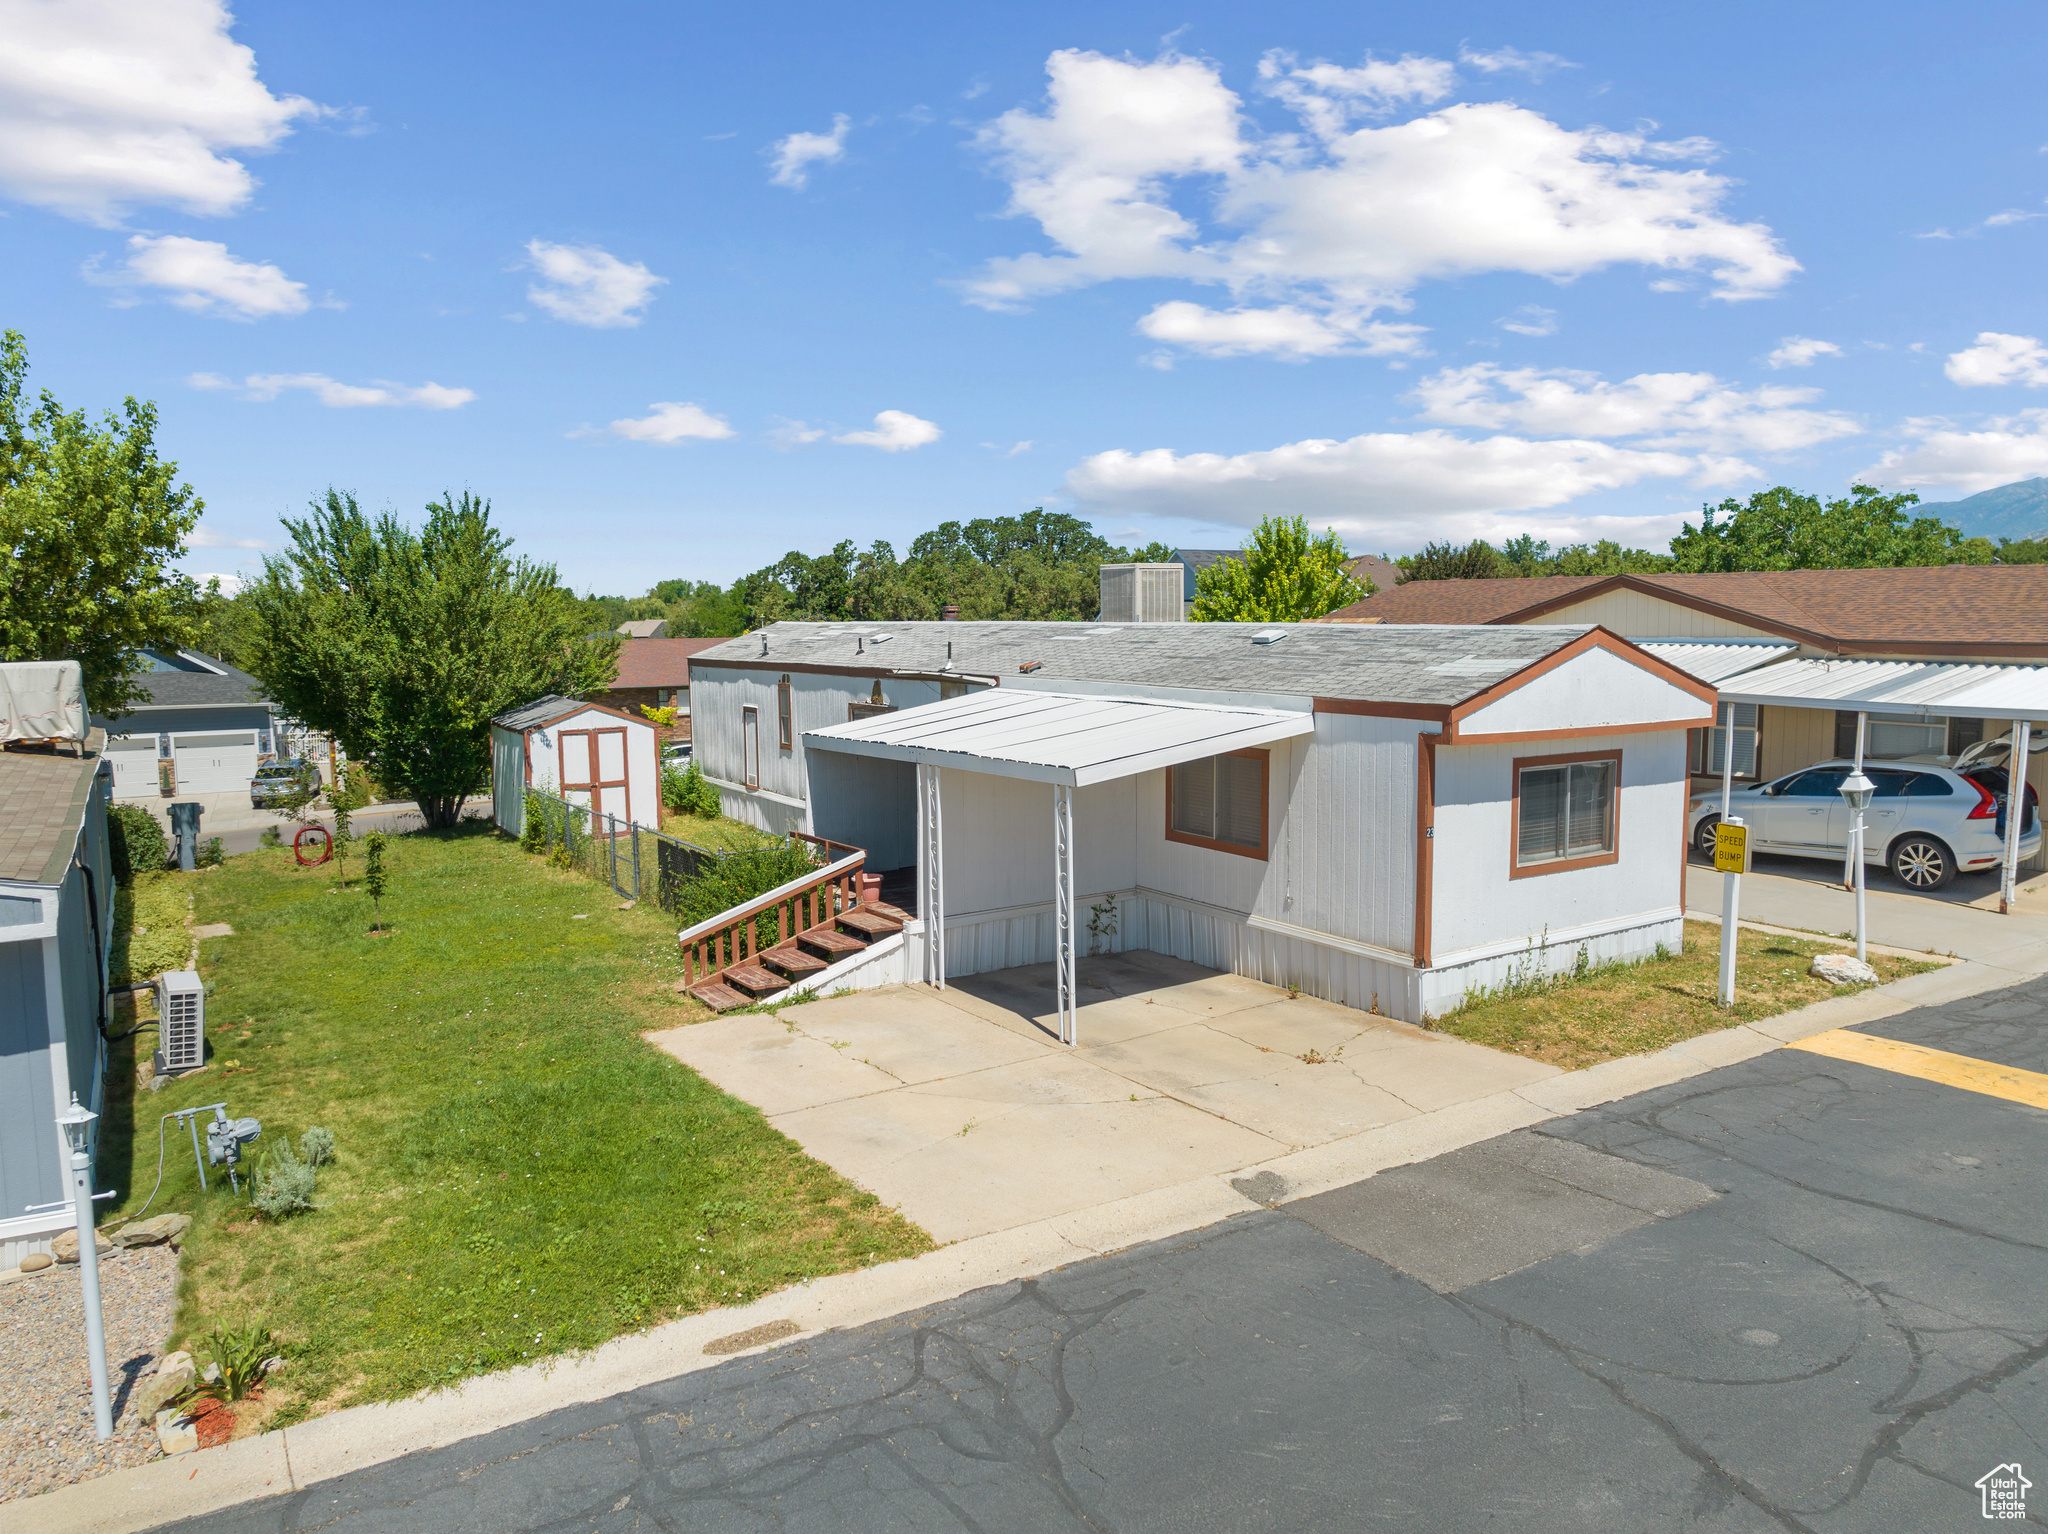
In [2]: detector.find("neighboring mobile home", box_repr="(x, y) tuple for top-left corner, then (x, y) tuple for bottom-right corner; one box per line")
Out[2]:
(0, 735), (114, 1265)
(691, 620), (1713, 1023)
(1322, 566), (2048, 872)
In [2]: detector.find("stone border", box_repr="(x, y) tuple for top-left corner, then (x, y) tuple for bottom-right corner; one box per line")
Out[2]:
(24, 952), (2033, 1534)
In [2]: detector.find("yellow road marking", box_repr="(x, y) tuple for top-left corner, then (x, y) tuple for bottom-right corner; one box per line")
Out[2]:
(1787, 1029), (2048, 1111)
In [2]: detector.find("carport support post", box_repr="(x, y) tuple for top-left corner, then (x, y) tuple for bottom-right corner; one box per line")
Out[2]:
(1053, 782), (1077, 1046)
(2002, 718), (2034, 915)
(1718, 709), (1740, 1008)
(918, 763), (945, 988)
(1853, 713), (1868, 963)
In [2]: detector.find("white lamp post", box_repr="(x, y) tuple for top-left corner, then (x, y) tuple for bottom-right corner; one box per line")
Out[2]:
(1839, 769), (1875, 965)
(56, 1094), (113, 1441)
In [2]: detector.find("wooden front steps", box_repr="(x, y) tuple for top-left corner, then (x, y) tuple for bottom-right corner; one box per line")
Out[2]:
(686, 900), (908, 1012)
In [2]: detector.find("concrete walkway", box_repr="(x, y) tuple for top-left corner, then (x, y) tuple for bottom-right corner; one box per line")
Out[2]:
(645, 951), (1557, 1243)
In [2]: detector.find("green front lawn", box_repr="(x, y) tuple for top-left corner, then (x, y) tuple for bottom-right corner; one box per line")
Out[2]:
(98, 827), (930, 1426)
(660, 810), (784, 854)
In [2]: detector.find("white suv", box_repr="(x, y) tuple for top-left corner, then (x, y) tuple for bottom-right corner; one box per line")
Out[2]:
(1689, 749), (2040, 890)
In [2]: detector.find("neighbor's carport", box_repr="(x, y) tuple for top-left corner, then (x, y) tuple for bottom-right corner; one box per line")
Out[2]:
(805, 689), (1315, 1045)
(1719, 657), (2048, 912)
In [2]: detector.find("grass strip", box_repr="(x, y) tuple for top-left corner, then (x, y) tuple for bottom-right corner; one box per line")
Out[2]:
(1434, 919), (1942, 1072)
(97, 825), (930, 1428)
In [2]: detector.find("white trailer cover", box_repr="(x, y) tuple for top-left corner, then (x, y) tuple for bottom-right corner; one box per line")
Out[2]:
(0, 660), (86, 744)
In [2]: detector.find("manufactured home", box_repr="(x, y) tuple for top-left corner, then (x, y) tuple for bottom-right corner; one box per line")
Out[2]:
(690, 620), (1714, 1022)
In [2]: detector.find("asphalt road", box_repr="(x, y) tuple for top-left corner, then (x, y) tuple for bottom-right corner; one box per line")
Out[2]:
(205, 802), (492, 856)
(161, 978), (2048, 1533)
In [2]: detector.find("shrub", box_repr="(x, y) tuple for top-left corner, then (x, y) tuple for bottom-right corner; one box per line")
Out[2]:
(298, 1125), (336, 1168)
(108, 804), (168, 883)
(675, 839), (819, 947)
(195, 1322), (278, 1404)
(676, 758), (719, 817)
(519, 792), (548, 853)
(198, 836), (226, 868)
(251, 1137), (317, 1218)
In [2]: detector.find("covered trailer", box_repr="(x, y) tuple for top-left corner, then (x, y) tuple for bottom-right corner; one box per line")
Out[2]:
(490, 695), (661, 837)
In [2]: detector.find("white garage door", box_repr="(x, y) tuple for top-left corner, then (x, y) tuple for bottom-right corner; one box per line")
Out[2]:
(105, 734), (162, 800)
(172, 732), (260, 794)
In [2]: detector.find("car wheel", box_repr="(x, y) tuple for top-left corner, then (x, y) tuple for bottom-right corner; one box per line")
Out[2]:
(1888, 835), (1954, 891)
(1692, 814), (1720, 856)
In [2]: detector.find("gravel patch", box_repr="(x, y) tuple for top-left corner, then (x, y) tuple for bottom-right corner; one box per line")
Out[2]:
(1, 1244), (180, 1503)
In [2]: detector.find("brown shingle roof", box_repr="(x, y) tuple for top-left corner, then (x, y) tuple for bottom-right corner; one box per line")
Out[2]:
(604, 637), (726, 690)
(0, 737), (106, 885)
(1320, 567), (2048, 656)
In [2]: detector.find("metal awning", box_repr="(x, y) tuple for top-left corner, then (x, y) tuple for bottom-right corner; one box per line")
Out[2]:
(1718, 658), (2048, 721)
(805, 688), (1315, 787)
(1635, 639), (1796, 684)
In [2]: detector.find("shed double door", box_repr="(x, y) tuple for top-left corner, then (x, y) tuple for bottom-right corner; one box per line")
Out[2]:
(560, 728), (630, 832)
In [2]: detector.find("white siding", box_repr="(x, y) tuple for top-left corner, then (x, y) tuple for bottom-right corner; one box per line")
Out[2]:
(515, 707), (660, 831)
(1429, 729), (1688, 975)
(1456, 645), (1712, 737)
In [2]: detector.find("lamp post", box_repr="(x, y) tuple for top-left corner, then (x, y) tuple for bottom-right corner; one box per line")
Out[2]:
(1839, 769), (1875, 965)
(56, 1094), (113, 1441)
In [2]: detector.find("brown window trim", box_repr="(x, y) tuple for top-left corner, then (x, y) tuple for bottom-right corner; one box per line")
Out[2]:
(1509, 748), (1622, 880)
(776, 675), (793, 751)
(1164, 747), (1271, 861)
(741, 705), (760, 790)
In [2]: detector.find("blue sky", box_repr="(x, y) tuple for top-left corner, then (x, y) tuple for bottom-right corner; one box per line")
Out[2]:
(5, 1), (2048, 595)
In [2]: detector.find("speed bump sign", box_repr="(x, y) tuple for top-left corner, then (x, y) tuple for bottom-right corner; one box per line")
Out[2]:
(1713, 819), (1751, 874)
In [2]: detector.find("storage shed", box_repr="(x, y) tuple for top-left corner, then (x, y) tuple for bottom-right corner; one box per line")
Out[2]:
(490, 695), (661, 837)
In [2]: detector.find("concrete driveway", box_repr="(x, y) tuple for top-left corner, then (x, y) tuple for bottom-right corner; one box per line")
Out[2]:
(646, 951), (1557, 1243)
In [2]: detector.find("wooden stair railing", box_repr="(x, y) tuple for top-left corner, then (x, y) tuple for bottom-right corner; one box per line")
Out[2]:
(679, 850), (868, 1005)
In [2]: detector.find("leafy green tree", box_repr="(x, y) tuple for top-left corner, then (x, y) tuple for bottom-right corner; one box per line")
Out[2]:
(1994, 536), (2048, 565)
(245, 490), (616, 830)
(1496, 534), (1672, 577)
(1669, 484), (1990, 572)
(1399, 539), (1505, 581)
(1188, 515), (1367, 621)
(0, 329), (211, 714)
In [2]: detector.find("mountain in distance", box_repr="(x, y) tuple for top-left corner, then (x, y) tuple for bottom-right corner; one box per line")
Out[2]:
(1914, 477), (2048, 542)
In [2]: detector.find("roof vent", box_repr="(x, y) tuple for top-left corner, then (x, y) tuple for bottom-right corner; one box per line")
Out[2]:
(1018, 660), (1043, 674)
(1251, 629), (1288, 646)
(868, 633), (892, 645)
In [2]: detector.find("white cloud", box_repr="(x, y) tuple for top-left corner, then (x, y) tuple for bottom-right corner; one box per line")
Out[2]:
(88, 233), (309, 318)
(523, 240), (665, 327)
(1458, 45), (1578, 79)
(963, 49), (1796, 359)
(1983, 208), (2045, 227)
(834, 410), (942, 451)
(1859, 409), (2048, 493)
(768, 114), (850, 190)
(1498, 304), (1557, 337)
(1409, 363), (1860, 453)
(190, 371), (473, 408)
(767, 417), (827, 448)
(0, 0), (321, 224)
(189, 524), (268, 549)
(1945, 332), (2048, 388)
(588, 402), (734, 444)
(1066, 429), (1705, 548)
(1137, 299), (1428, 359)
(1766, 335), (1840, 369)
(189, 572), (247, 594)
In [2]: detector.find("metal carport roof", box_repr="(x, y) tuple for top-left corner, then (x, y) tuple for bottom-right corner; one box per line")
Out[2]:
(804, 688), (1316, 787)
(1635, 639), (1797, 684)
(1718, 658), (2048, 721)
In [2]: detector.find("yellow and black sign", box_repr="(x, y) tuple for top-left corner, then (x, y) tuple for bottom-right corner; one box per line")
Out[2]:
(1713, 819), (1751, 875)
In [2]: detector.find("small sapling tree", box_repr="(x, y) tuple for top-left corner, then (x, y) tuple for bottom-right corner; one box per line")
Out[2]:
(363, 830), (389, 930)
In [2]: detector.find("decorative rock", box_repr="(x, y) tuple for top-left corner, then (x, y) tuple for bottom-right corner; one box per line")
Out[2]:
(262, 1355), (287, 1375)
(136, 1362), (196, 1418)
(20, 1252), (53, 1272)
(159, 1350), (194, 1375)
(201, 1361), (221, 1384)
(1810, 952), (1880, 986)
(111, 1213), (193, 1249)
(51, 1229), (112, 1264)
(154, 1408), (198, 1457)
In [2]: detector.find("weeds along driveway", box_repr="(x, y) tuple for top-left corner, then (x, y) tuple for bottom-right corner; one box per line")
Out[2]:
(646, 951), (1557, 1244)
(94, 827), (928, 1433)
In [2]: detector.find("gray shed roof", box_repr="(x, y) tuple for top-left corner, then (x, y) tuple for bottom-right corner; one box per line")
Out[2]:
(491, 695), (585, 732)
(691, 620), (1607, 707)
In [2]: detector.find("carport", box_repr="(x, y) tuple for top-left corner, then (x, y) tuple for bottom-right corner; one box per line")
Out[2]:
(1720, 658), (2048, 912)
(805, 688), (1316, 1045)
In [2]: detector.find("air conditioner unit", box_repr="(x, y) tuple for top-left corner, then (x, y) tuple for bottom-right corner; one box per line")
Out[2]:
(1098, 563), (1186, 624)
(157, 969), (205, 1074)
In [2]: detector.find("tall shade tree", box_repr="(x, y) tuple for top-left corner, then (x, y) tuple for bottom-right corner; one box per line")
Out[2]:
(1188, 515), (1368, 622)
(0, 329), (210, 715)
(246, 490), (617, 829)
(1669, 485), (1993, 571)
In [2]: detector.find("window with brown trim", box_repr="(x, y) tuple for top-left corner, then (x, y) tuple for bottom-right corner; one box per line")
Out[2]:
(1511, 751), (1620, 877)
(741, 706), (760, 789)
(777, 675), (793, 750)
(1165, 748), (1269, 860)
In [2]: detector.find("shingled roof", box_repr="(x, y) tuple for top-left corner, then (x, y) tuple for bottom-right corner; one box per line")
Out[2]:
(692, 619), (1661, 709)
(604, 636), (725, 690)
(1320, 567), (2048, 657)
(0, 737), (106, 886)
